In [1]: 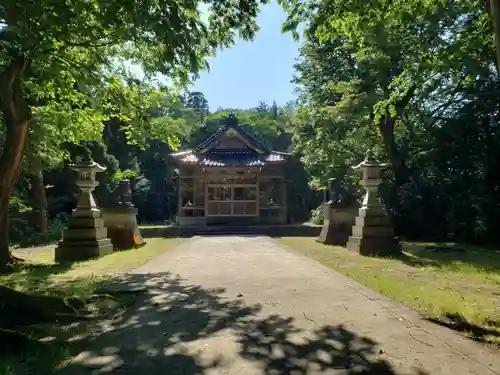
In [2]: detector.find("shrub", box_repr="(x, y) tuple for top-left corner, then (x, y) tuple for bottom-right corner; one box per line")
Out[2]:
(310, 205), (324, 225)
(13, 214), (67, 248)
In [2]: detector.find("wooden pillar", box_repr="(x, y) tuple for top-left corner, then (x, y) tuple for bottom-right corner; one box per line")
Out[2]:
(177, 176), (183, 222)
(192, 174), (197, 207)
(282, 174), (287, 224)
(256, 167), (260, 220)
(204, 169), (209, 217)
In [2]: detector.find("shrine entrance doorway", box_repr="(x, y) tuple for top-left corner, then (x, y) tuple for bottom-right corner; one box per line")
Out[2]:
(205, 169), (259, 219)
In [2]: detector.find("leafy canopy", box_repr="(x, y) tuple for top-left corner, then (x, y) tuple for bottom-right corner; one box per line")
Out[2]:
(279, 0), (494, 186)
(1, 0), (268, 167)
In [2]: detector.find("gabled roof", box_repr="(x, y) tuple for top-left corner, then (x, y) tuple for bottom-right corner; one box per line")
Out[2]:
(171, 114), (291, 167)
(194, 113), (270, 153)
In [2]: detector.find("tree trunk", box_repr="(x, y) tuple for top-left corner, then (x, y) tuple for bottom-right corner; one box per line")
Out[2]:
(30, 169), (48, 233)
(490, 0), (500, 74)
(375, 111), (412, 228)
(376, 81), (417, 188)
(0, 55), (31, 265)
(377, 113), (411, 187)
(0, 209), (10, 266)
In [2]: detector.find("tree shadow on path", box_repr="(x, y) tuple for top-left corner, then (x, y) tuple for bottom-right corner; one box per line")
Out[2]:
(236, 316), (424, 375)
(58, 272), (428, 375)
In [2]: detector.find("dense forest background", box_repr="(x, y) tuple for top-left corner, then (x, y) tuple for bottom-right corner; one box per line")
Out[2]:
(4, 0), (500, 253)
(9, 95), (321, 248)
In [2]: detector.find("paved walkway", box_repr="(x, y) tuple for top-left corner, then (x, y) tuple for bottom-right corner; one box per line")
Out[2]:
(61, 236), (500, 375)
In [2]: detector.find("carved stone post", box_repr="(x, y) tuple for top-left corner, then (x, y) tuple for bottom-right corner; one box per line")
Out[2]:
(346, 151), (401, 256)
(55, 154), (114, 262)
(101, 180), (146, 250)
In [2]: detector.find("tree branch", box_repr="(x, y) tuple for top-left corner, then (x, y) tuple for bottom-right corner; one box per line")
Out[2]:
(0, 55), (31, 127)
(37, 30), (119, 56)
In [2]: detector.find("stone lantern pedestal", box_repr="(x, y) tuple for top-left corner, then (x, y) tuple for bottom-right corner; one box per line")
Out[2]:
(55, 154), (113, 262)
(317, 203), (357, 246)
(346, 151), (401, 256)
(317, 179), (357, 246)
(101, 180), (146, 250)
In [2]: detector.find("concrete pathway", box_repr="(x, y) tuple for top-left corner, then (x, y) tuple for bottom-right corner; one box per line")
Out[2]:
(61, 236), (500, 375)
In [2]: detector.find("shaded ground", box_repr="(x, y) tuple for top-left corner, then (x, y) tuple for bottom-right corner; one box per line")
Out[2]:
(0, 238), (184, 374)
(59, 236), (500, 375)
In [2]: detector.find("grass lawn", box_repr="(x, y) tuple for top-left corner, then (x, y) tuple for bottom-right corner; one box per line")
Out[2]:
(138, 224), (171, 229)
(0, 237), (184, 375)
(279, 237), (500, 347)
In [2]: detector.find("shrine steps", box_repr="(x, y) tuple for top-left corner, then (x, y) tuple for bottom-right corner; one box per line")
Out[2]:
(194, 226), (264, 236)
(139, 224), (322, 238)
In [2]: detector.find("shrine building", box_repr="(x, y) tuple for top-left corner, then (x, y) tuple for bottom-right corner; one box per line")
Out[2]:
(171, 114), (289, 226)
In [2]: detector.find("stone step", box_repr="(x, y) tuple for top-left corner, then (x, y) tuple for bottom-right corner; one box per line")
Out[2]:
(195, 226), (265, 236)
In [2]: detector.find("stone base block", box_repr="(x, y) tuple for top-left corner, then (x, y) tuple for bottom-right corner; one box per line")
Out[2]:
(317, 206), (357, 246)
(106, 227), (146, 250)
(62, 226), (109, 241)
(317, 222), (353, 246)
(67, 216), (105, 228)
(346, 236), (401, 257)
(357, 206), (387, 217)
(354, 214), (392, 227)
(352, 224), (394, 238)
(101, 207), (146, 250)
(71, 208), (102, 218)
(55, 238), (114, 262)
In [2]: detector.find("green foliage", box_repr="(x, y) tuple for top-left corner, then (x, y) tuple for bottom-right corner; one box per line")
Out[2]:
(8, 196), (31, 214)
(280, 0), (500, 243)
(19, 216), (66, 248)
(185, 91), (210, 120)
(309, 205), (324, 225)
(0, 0), (269, 258)
(1, 0), (269, 83)
(111, 169), (137, 182)
(10, 215), (66, 248)
(191, 104), (295, 149)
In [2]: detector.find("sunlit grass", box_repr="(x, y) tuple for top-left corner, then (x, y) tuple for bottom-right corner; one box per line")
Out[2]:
(3, 238), (183, 295)
(138, 224), (171, 229)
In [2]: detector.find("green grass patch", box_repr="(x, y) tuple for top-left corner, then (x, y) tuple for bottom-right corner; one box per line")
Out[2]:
(0, 237), (184, 375)
(138, 224), (172, 229)
(279, 237), (500, 347)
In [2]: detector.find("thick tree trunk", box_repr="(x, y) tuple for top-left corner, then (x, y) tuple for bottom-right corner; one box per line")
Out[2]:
(0, 56), (31, 265)
(0, 209), (10, 266)
(376, 81), (417, 188)
(375, 111), (412, 227)
(489, 0), (500, 74)
(377, 114), (411, 187)
(30, 169), (48, 233)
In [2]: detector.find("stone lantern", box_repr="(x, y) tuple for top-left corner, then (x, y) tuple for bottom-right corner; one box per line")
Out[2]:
(346, 150), (401, 256)
(354, 150), (388, 210)
(55, 152), (114, 262)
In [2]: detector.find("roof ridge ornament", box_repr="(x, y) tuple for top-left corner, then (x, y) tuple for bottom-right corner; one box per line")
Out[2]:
(226, 113), (238, 127)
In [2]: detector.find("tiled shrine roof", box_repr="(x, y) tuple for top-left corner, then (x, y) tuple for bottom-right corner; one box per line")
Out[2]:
(172, 149), (287, 167)
(171, 114), (290, 167)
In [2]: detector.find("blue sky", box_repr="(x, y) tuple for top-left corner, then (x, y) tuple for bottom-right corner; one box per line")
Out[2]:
(190, 2), (300, 111)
